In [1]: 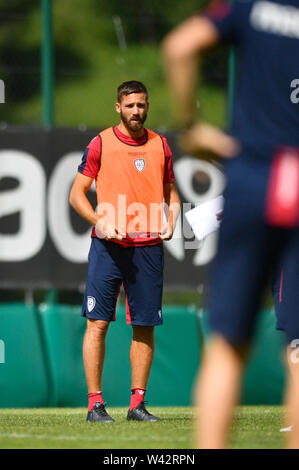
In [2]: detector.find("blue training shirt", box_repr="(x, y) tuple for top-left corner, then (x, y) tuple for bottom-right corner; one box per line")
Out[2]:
(205, 0), (299, 161)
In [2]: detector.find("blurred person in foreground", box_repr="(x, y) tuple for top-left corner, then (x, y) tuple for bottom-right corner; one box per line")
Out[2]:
(163, 0), (299, 448)
(69, 80), (180, 423)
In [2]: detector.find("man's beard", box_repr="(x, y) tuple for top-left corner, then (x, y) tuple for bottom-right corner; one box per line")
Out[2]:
(120, 111), (147, 131)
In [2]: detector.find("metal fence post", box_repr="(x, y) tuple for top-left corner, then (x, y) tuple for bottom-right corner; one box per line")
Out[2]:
(41, 0), (54, 126)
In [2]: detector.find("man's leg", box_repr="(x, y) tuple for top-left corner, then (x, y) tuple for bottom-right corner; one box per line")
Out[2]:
(83, 318), (109, 392)
(286, 345), (299, 448)
(273, 230), (299, 443)
(81, 239), (124, 422)
(83, 318), (115, 422)
(124, 244), (163, 421)
(130, 325), (155, 389)
(127, 325), (159, 421)
(195, 335), (246, 449)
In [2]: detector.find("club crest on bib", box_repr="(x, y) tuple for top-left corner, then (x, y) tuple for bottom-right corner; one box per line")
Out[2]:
(87, 296), (96, 312)
(134, 158), (145, 172)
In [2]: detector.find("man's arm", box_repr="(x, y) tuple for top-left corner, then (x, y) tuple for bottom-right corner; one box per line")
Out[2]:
(162, 14), (239, 159)
(69, 173), (98, 225)
(69, 173), (123, 240)
(162, 15), (220, 128)
(159, 183), (181, 241)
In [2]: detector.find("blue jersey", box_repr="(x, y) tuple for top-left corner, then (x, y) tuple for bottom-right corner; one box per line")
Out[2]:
(207, 0), (299, 161)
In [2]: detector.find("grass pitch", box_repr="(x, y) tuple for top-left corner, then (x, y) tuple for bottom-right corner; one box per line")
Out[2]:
(0, 406), (286, 449)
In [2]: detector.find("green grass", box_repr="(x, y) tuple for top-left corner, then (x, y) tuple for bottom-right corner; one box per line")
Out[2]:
(0, 406), (287, 449)
(230, 406), (285, 449)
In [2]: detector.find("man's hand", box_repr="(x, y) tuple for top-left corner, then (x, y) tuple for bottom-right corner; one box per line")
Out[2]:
(159, 221), (174, 241)
(95, 219), (125, 241)
(178, 122), (240, 160)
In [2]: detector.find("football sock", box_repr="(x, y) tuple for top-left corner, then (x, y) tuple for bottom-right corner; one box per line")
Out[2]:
(130, 388), (146, 410)
(88, 391), (104, 411)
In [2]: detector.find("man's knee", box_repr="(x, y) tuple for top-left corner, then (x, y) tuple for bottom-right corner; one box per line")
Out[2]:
(86, 319), (109, 339)
(209, 334), (250, 363)
(132, 325), (155, 343)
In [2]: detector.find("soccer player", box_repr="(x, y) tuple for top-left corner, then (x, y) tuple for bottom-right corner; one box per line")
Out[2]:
(163, 0), (299, 448)
(69, 81), (180, 422)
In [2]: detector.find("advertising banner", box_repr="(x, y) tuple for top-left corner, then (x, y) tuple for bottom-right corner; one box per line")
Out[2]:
(0, 126), (224, 289)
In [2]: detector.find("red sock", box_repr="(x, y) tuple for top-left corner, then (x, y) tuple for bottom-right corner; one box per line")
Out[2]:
(130, 388), (146, 410)
(88, 391), (104, 411)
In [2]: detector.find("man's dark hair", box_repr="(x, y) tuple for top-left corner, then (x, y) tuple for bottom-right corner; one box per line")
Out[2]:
(117, 81), (148, 102)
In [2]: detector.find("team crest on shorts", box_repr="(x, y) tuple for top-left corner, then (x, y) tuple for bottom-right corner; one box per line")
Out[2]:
(87, 296), (96, 312)
(134, 158), (145, 172)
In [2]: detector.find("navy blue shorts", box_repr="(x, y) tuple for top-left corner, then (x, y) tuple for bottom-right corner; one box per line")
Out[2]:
(82, 238), (164, 326)
(272, 259), (299, 343)
(208, 156), (299, 345)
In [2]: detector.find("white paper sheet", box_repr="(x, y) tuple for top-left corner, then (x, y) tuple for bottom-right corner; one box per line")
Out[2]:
(185, 195), (224, 241)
